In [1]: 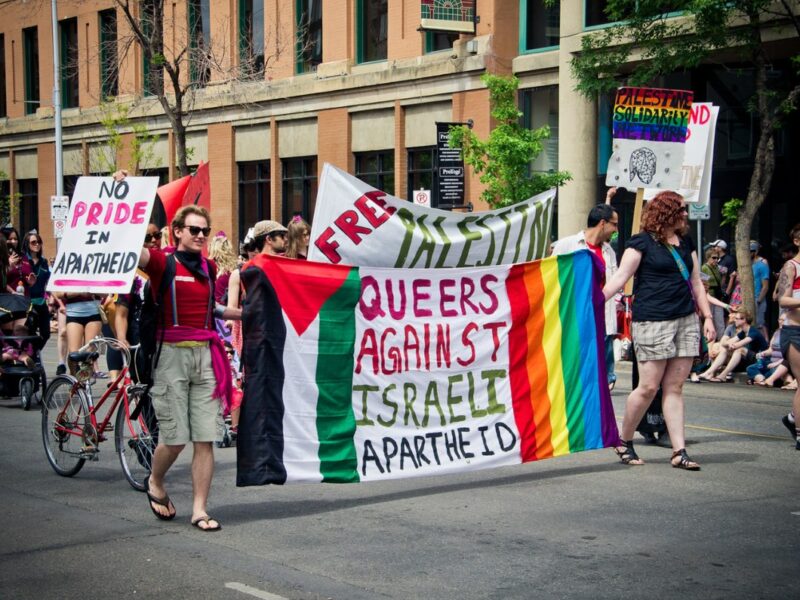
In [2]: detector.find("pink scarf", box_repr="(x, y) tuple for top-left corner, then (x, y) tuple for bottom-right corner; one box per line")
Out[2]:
(161, 326), (232, 411)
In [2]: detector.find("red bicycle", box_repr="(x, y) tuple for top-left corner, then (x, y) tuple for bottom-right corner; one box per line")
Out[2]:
(41, 337), (158, 491)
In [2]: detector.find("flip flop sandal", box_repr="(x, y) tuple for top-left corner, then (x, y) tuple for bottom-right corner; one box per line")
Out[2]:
(145, 476), (176, 521)
(191, 516), (222, 532)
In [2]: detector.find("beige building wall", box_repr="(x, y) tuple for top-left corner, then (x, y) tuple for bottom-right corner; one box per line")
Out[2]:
(2, 0), (794, 246)
(556, 0), (598, 237)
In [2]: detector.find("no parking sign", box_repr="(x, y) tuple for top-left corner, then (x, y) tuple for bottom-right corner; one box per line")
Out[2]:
(413, 189), (430, 206)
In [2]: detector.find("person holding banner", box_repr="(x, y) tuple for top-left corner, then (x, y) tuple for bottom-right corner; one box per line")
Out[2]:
(603, 191), (715, 471)
(139, 205), (241, 530)
(552, 202), (620, 391)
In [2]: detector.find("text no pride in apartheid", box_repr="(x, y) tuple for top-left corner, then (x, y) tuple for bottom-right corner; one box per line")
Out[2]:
(47, 177), (159, 294)
(308, 164), (556, 268)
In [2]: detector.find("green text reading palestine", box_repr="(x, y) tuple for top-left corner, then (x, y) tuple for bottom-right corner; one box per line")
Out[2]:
(393, 200), (550, 268)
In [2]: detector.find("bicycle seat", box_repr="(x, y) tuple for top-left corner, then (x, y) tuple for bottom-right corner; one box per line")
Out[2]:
(68, 351), (100, 364)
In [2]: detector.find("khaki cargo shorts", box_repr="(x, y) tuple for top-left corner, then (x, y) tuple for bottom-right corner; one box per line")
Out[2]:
(149, 343), (224, 445)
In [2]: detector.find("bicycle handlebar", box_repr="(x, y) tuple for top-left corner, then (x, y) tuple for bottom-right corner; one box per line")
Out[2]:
(76, 337), (141, 368)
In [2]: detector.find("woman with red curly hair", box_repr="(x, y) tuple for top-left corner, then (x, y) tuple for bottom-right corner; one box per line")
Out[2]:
(602, 191), (715, 470)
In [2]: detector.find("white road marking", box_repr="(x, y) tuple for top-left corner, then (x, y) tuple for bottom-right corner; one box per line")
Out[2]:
(225, 582), (290, 599)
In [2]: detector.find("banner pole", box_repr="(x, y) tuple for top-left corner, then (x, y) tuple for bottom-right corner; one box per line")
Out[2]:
(624, 188), (645, 296)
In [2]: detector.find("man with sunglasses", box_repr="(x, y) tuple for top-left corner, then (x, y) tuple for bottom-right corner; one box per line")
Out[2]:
(138, 205), (241, 531)
(552, 202), (620, 391)
(251, 219), (289, 255)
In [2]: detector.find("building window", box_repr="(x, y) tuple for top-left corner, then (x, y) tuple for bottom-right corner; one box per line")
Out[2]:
(355, 150), (395, 195)
(585, 0), (611, 27)
(141, 0), (163, 96)
(0, 34), (6, 117)
(240, 0), (265, 79)
(282, 157), (317, 222)
(17, 179), (38, 235)
(296, 0), (322, 74)
(23, 27), (39, 115)
(238, 160), (271, 240)
(60, 18), (79, 109)
(63, 175), (80, 200)
(99, 9), (118, 99)
(189, 0), (211, 86)
(407, 147), (436, 205)
(523, 0), (559, 50)
(140, 168), (169, 226)
(358, 0), (387, 63)
(520, 86), (560, 174)
(425, 31), (459, 53)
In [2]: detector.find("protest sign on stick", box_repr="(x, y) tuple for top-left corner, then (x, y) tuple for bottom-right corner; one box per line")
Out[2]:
(606, 87), (693, 191)
(47, 177), (159, 294)
(644, 102), (719, 204)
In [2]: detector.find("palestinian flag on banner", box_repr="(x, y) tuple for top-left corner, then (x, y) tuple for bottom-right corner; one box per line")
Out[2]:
(236, 251), (619, 486)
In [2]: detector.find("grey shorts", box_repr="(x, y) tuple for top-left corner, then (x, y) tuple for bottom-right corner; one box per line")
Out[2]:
(150, 343), (224, 445)
(632, 313), (700, 362)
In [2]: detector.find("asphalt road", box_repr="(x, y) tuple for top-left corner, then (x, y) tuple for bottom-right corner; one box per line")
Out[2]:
(1, 345), (798, 599)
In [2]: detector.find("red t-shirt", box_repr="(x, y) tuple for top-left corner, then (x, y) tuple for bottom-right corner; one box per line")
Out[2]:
(586, 242), (607, 285)
(145, 249), (215, 331)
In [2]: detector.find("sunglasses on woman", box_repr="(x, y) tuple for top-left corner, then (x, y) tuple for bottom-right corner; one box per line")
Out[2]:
(145, 232), (163, 242)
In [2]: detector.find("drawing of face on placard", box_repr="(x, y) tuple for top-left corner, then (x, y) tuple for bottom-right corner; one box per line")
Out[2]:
(605, 87), (693, 191)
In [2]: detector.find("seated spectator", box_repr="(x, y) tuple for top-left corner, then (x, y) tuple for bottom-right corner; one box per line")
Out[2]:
(747, 315), (793, 387)
(699, 308), (768, 382)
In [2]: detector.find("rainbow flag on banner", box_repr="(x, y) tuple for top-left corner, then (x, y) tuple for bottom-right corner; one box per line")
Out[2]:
(236, 251), (619, 486)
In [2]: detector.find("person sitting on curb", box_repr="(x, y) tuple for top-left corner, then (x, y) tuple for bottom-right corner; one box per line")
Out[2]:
(747, 314), (793, 387)
(699, 308), (768, 382)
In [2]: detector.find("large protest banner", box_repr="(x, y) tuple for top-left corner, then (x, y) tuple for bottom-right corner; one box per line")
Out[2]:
(47, 177), (159, 294)
(236, 251), (619, 486)
(606, 86), (693, 190)
(308, 164), (556, 268)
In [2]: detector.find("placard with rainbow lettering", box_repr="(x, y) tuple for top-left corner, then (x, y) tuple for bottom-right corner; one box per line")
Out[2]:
(606, 86), (694, 191)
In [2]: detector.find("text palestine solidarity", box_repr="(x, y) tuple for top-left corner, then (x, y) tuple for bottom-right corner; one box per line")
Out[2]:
(54, 251), (139, 275)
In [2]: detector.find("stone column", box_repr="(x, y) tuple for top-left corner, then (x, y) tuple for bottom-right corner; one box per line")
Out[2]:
(556, 0), (598, 237)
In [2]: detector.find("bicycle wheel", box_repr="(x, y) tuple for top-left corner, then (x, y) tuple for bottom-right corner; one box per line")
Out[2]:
(116, 389), (158, 492)
(41, 376), (89, 477)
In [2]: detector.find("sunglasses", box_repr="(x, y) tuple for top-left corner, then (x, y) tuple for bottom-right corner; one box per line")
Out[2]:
(145, 232), (163, 242)
(672, 207), (689, 217)
(185, 226), (211, 237)
(269, 232), (287, 240)
(29, 240), (41, 245)
(710, 256), (721, 260)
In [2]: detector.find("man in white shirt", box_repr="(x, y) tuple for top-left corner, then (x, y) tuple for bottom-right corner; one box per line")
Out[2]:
(552, 203), (620, 390)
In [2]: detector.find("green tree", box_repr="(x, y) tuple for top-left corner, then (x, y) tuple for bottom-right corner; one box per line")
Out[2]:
(93, 101), (160, 176)
(569, 0), (800, 318)
(448, 74), (571, 209)
(0, 171), (21, 228)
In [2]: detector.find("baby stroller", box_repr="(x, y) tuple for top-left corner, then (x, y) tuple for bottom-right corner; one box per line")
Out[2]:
(0, 299), (47, 411)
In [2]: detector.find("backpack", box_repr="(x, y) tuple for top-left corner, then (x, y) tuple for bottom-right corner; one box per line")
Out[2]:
(136, 254), (216, 387)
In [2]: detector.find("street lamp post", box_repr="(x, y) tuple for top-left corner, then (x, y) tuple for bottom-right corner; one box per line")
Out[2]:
(51, 0), (63, 198)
